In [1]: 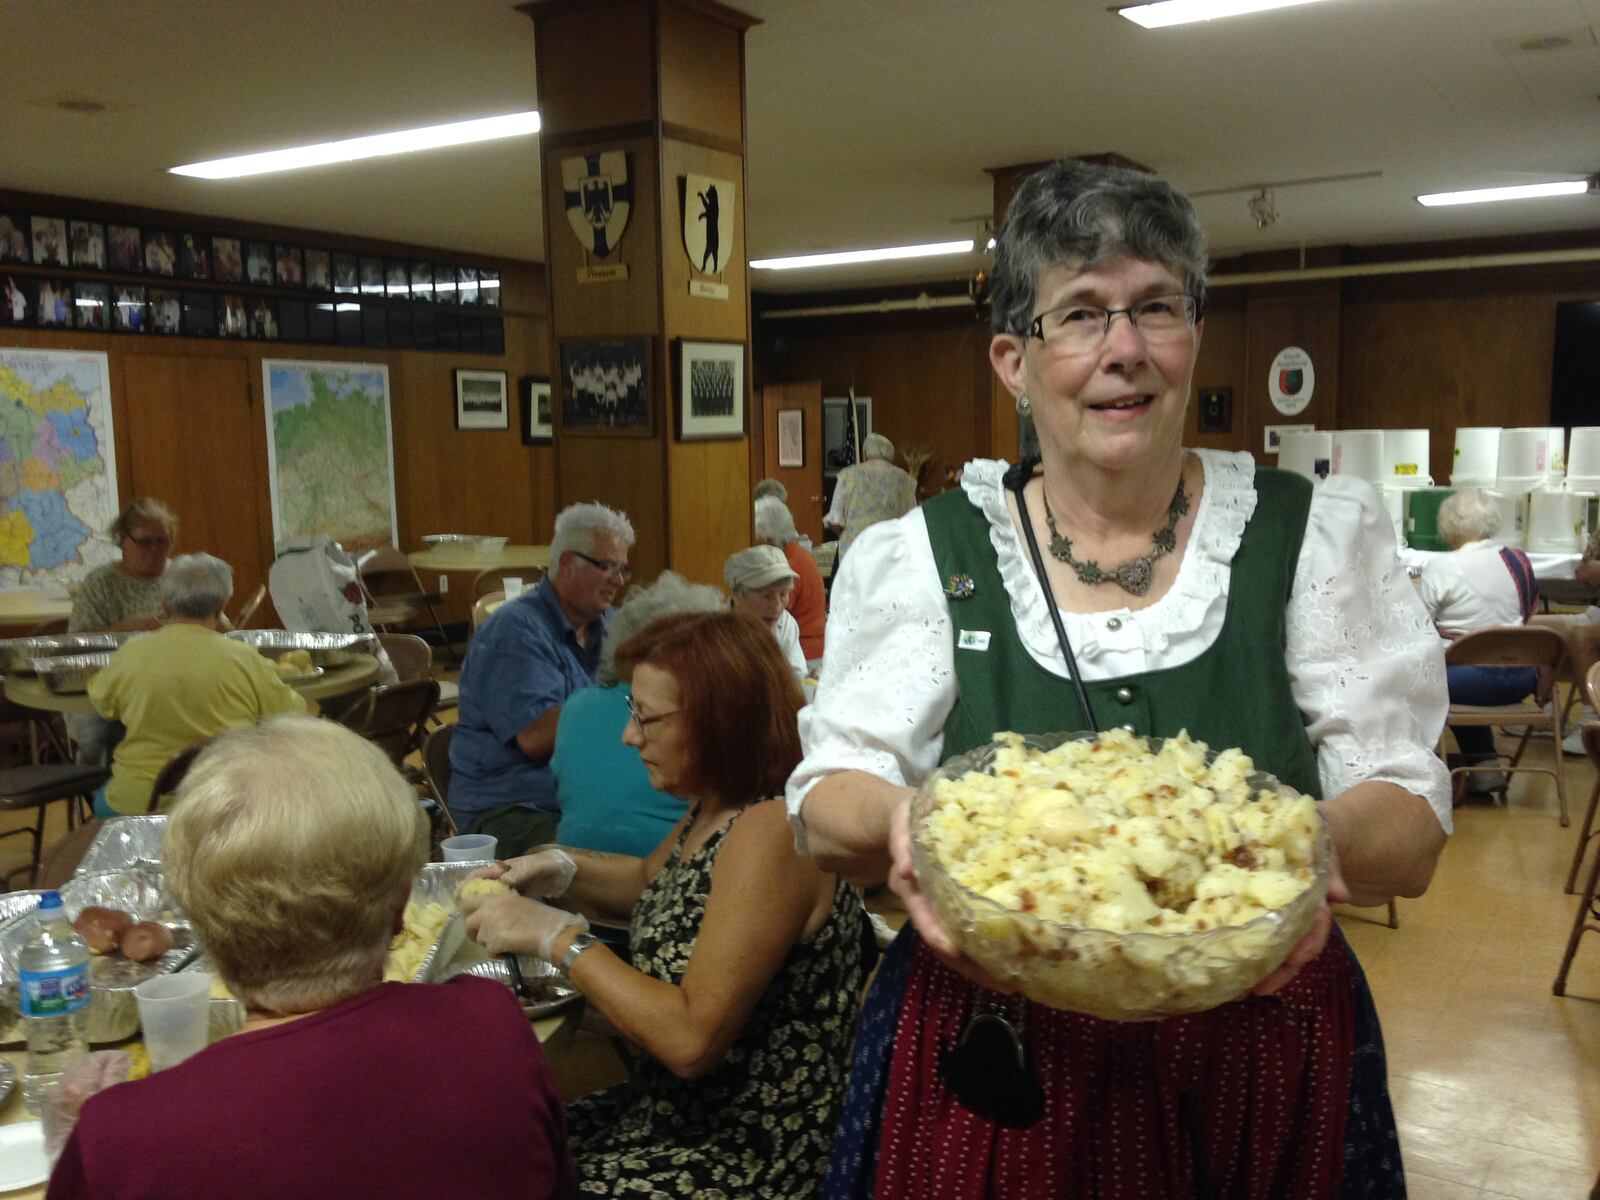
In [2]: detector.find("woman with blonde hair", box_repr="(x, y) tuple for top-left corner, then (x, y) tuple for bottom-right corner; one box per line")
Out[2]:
(48, 715), (574, 1200)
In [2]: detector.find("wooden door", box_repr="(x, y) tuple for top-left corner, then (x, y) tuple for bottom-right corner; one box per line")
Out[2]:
(760, 380), (824, 545)
(121, 354), (272, 620)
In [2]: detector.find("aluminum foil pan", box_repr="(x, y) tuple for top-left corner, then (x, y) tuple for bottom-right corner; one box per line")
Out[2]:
(443, 955), (580, 1019)
(225, 629), (378, 668)
(0, 1057), (13, 1111)
(0, 633), (127, 675)
(37, 652), (113, 694)
(177, 955), (249, 1042)
(0, 869), (195, 1046)
(76, 816), (167, 876)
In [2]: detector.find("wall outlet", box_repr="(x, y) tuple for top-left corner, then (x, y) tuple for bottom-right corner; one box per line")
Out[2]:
(438, 574), (449, 594)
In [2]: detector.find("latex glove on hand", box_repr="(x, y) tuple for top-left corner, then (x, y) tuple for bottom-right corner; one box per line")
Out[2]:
(464, 893), (588, 962)
(468, 847), (578, 899)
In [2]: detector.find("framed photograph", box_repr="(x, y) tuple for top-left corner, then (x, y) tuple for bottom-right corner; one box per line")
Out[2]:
(148, 288), (181, 334)
(212, 236), (243, 283)
(0, 214), (30, 263)
(143, 230), (176, 276)
(359, 256), (385, 296)
(454, 368), (509, 430)
(274, 244), (303, 287)
(111, 284), (145, 332)
(332, 252), (359, 294)
(560, 337), (652, 436)
(432, 263), (458, 304)
(479, 267), (500, 308)
(69, 221), (106, 270)
(249, 297), (278, 340)
(1264, 423), (1315, 454)
(276, 298), (307, 343)
(181, 290), (216, 337)
(75, 281), (109, 330)
(822, 395), (873, 477)
(304, 248), (331, 291)
(1, 274), (33, 325)
(218, 295), (247, 338)
(1197, 387), (1232, 434)
(31, 216), (67, 266)
(307, 300), (337, 343)
(361, 305), (387, 347)
(385, 259), (409, 298)
(456, 266), (479, 306)
(107, 224), (141, 271)
(675, 339), (745, 441)
(777, 408), (805, 468)
(35, 279), (72, 327)
(177, 232), (210, 280)
(245, 241), (273, 286)
(408, 260), (432, 302)
(520, 375), (553, 445)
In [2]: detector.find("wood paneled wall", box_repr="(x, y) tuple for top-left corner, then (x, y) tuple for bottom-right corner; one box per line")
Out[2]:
(1, 263), (554, 627)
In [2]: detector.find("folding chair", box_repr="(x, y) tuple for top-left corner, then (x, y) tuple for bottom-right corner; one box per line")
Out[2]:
(230, 584), (268, 631)
(422, 723), (458, 831)
(1440, 625), (1569, 826)
(472, 591), (506, 633)
(1565, 664), (1600, 894)
(147, 742), (209, 813)
(337, 678), (441, 773)
(472, 566), (540, 602)
(377, 632), (458, 719)
(355, 546), (451, 649)
(0, 763), (109, 887)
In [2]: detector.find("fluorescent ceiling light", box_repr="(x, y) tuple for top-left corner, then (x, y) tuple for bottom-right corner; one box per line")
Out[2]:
(1416, 180), (1591, 207)
(750, 239), (974, 271)
(171, 110), (541, 180)
(1117, 0), (1327, 30)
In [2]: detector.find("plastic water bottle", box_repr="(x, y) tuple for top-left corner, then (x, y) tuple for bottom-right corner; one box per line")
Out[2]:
(19, 891), (91, 1114)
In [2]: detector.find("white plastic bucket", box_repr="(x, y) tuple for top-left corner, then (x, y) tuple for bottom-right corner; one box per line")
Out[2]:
(1566, 428), (1600, 483)
(1546, 427), (1565, 476)
(1452, 427), (1500, 485)
(1378, 485), (1407, 546)
(1381, 428), (1431, 488)
(1484, 489), (1528, 549)
(1331, 430), (1385, 482)
(1276, 430), (1332, 480)
(1526, 488), (1585, 553)
(1497, 427), (1550, 481)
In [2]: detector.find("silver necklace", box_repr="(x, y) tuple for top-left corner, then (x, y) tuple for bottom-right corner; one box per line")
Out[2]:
(1041, 474), (1189, 597)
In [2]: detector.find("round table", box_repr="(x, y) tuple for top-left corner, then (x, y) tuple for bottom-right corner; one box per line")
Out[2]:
(3, 657), (380, 718)
(407, 543), (550, 575)
(0, 592), (73, 629)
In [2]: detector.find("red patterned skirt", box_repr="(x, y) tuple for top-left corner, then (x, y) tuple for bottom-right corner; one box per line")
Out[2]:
(871, 938), (1355, 1199)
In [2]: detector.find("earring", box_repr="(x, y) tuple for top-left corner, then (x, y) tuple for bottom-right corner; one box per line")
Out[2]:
(1017, 393), (1032, 417)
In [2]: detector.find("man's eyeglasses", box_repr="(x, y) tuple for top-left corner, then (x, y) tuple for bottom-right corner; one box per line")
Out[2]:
(624, 692), (677, 732)
(1026, 293), (1199, 355)
(572, 551), (633, 581)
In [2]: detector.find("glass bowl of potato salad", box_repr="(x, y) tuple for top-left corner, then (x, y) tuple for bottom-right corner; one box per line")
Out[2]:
(911, 728), (1330, 1021)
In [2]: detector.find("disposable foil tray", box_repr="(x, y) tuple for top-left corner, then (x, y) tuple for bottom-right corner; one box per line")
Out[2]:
(224, 629), (378, 668)
(443, 955), (581, 1019)
(75, 815), (167, 876)
(37, 653), (113, 694)
(0, 634), (127, 675)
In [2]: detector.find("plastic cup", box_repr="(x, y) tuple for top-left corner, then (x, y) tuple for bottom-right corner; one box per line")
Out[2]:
(134, 973), (213, 1072)
(502, 576), (525, 599)
(441, 834), (497, 863)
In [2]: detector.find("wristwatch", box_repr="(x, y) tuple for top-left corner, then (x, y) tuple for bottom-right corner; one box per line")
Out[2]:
(558, 930), (598, 973)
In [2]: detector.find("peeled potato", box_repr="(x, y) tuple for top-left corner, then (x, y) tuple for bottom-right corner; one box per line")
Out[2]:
(118, 921), (173, 963)
(74, 906), (134, 955)
(459, 877), (512, 901)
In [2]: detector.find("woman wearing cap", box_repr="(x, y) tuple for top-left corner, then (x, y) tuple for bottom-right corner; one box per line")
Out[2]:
(725, 545), (808, 682)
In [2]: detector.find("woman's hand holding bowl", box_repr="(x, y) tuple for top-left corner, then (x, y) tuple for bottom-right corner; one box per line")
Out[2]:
(1252, 840), (1349, 997)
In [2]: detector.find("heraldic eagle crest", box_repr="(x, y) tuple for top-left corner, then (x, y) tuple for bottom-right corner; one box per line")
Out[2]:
(562, 151), (633, 257)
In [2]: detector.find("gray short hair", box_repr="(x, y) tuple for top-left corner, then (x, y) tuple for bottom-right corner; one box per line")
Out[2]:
(862, 433), (894, 462)
(159, 553), (232, 618)
(753, 479), (788, 503)
(1438, 488), (1502, 547)
(165, 715), (428, 1013)
(597, 570), (724, 685)
(550, 502), (636, 570)
(990, 159), (1209, 337)
(754, 497), (800, 545)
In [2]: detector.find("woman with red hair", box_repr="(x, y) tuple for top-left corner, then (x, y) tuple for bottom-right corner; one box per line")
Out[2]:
(462, 609), (867, 1200)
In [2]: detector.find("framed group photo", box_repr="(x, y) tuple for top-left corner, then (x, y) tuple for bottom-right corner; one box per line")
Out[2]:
(777, 408), (805, 468)
(520, 375), (553, 445)
(454, 368), (509, 430)
(559, 337), (652, 436)
(675, 339), (745, 441)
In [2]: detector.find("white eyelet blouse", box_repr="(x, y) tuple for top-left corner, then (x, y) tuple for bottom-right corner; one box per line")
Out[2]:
(786, 449), (1452, 844)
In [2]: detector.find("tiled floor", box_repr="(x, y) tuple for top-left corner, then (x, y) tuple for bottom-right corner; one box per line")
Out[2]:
(3, 725), (1597, 1197)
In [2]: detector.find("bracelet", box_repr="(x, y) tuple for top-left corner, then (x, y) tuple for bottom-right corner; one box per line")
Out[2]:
(559, 930), (598, 973)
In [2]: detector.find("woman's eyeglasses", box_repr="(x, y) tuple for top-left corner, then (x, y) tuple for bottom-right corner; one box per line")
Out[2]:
(573, 551), (633, 581)
(1027, 293), (1199, 354)
(624, 692), (677, 733)
(125, 534), (172, 550)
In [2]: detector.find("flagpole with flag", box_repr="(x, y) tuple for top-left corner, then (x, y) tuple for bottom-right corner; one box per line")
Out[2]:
(842, 386), (861, 469)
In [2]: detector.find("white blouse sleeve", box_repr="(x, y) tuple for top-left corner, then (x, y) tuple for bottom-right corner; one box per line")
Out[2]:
(1287, 477), (1453, 833)
(775, 610), (807, 681)
(786, 510), (957, 847)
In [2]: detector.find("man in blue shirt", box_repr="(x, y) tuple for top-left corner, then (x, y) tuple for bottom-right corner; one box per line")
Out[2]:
(450, 502), (635, 852)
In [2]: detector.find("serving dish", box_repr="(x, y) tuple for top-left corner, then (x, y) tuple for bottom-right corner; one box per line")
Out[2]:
(442, 956), (580, 1019)
(910, 731), (1329, 1021)
(36, 652), (113, 694)
(419, 534), (508, 555)
(0, 633), (127, 676)
(75, 815), (166, 876)
(0, 1053), (14, 1112)
(224, 629), (377, 668)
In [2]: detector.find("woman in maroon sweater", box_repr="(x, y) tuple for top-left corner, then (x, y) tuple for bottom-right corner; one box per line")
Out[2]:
(47, 716), (575, 1200)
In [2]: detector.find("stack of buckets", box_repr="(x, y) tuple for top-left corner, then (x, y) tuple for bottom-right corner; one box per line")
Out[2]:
(1316, 429), (1425, 546)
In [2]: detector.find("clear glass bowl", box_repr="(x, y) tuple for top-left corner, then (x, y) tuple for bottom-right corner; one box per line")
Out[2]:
(910, 732), (1330, 1021)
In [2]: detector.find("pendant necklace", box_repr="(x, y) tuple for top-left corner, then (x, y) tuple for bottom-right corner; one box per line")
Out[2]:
(1041, 472), (1189, 598)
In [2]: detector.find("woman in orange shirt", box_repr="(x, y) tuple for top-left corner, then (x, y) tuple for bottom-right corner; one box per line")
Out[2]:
(756, 496), (826, 672)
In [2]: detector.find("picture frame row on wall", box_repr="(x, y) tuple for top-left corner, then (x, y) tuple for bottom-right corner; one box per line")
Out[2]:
(0, 212), (500, 306)
(0, 272), (504, 352)
(551, 336), (746, 442)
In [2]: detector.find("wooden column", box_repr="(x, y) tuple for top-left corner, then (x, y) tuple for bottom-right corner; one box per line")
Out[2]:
(523, 0), (758, 587)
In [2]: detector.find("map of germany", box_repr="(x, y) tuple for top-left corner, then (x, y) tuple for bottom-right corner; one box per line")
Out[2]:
(0, 349), (118, 589)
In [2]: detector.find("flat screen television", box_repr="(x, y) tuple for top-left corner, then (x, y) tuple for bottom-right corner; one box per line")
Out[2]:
(1551, 300), (1600, 428)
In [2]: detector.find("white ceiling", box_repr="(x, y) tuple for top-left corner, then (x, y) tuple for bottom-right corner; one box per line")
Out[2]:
(3, 0), (1598, 295)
